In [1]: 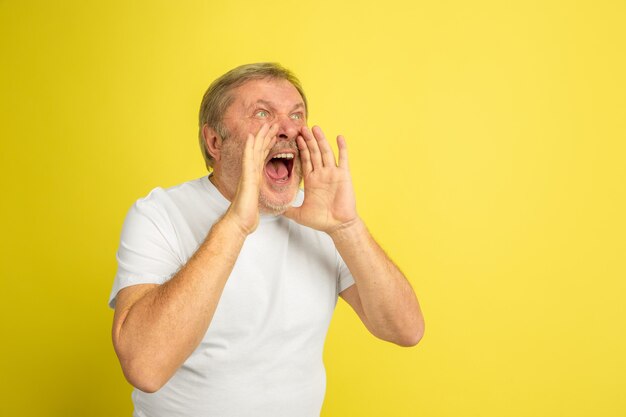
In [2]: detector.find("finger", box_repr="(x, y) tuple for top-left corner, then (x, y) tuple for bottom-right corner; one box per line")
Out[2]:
(253, 123), (271, 155)
(250, 124), (277, 173)
(262, 124), (279, 152)
(337, 135), (349, 169)
(301, 126), (323, 169)
(296, 134), (312, 175)
(255, 123), (270, 140)
(312, 125), (336, 167)
(261, 125), (279, 170)
(241, 133), (255, 172)
(262, 134), (278, 163)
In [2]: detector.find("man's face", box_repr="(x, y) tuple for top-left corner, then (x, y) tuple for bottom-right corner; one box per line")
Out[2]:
(214, 78), (306, 214)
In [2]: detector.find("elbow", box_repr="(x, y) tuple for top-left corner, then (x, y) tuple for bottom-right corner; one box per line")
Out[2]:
(131, 378), (165, 394)
(373, 322), (425, 347)
(396, 328), (424, 347)
(113, 340), (170, 393)
(371, 313), (425, 347)
(119, 355), (170, 393)
(394, 317), (425, 348)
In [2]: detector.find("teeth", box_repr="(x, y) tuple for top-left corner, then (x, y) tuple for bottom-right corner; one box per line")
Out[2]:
(273, 153), (294, 159)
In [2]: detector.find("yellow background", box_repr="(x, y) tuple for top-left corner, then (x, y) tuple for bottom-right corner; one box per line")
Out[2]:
(1, 0), (625, 416)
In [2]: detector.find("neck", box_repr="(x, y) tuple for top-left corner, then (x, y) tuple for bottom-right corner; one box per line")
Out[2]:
(208, 172), (235, 203)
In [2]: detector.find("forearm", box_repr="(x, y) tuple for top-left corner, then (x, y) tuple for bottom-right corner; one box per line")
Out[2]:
(113, 213), (247, 392)
(331, 218), (424, 345)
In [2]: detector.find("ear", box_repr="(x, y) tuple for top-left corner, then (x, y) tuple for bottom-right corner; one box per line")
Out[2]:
(202, 124), (223, 162)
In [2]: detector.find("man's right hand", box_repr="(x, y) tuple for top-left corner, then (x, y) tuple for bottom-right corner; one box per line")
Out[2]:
(224, 123), (278, 236)
(113, 126), (277, 393)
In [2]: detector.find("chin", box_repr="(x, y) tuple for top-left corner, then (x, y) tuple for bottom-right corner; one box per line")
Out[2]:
(258, 184), (299, 215)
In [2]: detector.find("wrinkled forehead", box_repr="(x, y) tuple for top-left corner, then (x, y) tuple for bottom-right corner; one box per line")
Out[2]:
(229, 78), (306, 113)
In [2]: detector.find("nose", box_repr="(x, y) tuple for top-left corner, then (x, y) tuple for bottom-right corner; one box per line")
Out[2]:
(275, 114), (300, 140)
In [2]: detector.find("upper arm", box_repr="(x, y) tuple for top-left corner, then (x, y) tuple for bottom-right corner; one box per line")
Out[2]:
(109, 197), (181, 307)
(109, 196), (180, 308)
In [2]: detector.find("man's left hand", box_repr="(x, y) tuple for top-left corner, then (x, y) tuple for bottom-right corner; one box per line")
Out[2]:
(284, 126), (358, 234)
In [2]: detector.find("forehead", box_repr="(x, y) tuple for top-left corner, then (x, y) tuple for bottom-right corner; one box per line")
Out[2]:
(229, 78), (305, 111)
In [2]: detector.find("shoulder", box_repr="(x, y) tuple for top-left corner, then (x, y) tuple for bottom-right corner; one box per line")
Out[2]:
(130, 176), (213, 216)
(138, 177), (208, 205)
(116, 177), (208, 241)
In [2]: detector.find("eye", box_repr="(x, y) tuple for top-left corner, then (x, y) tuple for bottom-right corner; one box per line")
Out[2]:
(255, 109), (270, 118)
(290, 112), (303, 120)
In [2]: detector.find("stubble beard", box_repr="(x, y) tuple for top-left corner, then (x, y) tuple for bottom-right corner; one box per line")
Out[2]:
(219, 127), (302, 215)
(258, 162), (302, 215)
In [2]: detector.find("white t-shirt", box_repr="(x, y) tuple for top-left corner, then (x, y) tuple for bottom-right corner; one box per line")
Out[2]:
(109, 176), (355, 417)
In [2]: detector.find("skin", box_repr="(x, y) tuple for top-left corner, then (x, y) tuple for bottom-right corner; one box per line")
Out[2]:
(112, 78), (425, 393)
(206, 78), (306, 217)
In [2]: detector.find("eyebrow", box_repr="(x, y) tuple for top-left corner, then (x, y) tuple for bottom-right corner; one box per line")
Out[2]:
(252, 99), (305, 113)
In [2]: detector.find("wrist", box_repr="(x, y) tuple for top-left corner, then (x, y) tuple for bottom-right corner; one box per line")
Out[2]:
(220, 210), (256, 239)
(328, 216), (366, 242)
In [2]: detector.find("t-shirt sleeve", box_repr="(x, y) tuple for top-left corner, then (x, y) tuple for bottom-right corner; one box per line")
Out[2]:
(337, 251), (355, 294)
(108, 196), (182, 308)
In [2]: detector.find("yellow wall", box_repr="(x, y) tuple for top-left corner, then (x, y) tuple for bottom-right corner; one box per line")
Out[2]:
(2, 1), (625, 416)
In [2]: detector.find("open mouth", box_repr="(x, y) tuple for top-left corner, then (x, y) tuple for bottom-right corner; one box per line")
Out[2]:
(264, 152), (295, 183)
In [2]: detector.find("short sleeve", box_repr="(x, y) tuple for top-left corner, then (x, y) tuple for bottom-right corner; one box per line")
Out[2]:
(337, 252), (355, 294)
(108, 196), (182, 308)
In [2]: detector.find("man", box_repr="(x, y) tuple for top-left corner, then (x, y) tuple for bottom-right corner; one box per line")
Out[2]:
(110, 63), (424, 417)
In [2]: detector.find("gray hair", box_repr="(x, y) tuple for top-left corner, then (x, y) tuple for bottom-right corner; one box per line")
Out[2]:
(198, 62), (308, 170)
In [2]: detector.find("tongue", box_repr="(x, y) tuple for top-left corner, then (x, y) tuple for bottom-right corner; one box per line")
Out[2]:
(265, 159), (289, 180)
